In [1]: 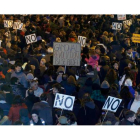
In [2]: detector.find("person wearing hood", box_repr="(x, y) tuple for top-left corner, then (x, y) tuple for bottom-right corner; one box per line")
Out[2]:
(11, 63), (28, 88)
(77, 93), (100, 125)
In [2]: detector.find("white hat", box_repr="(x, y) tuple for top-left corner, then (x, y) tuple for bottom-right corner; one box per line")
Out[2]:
(27, 73), (34, 80)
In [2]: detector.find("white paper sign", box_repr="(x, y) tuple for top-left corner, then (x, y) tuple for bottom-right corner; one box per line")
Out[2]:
(112, 22), (122, 30)
(25, 34), (37, 44)
(123, 19), (132, 26)
(102, 96), (122, 112)
(53, 93), (75, 111)
(53, 42), (81, 66)
(117, 15), (126, 20)
(13, 22), (23, 30)
(4, 20), (13, 28)
(78, 36), (86, 47)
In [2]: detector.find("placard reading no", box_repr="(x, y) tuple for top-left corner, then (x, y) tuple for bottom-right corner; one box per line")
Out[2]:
(112, 22), (122, 30)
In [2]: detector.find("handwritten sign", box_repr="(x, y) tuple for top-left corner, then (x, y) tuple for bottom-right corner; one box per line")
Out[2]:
(117, 15), (126, 20)
(123, 19), (132, 26)
(112, 22), (122, 30)
(4, 20), (13, 28)
(78, 36), (86, 47)
(25, 34), (37, 44)
(132, 34), (140, 43)
(53, 42), (81, 66)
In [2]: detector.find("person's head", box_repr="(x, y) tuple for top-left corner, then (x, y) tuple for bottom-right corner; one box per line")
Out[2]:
(112, 61), (119, 70)
(40, 93), (47, 101)
(40, 58), (46, 66)
(30, 80), (39, 91)
(67, 75), (76, 85)
(15, 63), (22, 73)
(95, 46), (101, 54)
(81, 93), (93, 104)
(13, 95), (23, 105)
(58, 116), (68, 125)
(124, 110), (136, 123)
(120, 86), (133, 100)
(85, 77), (93, 87)
(124, 67), (131, 77)
(126, 47), (132, 54)
(52, 83), (62, 94)
(28, 88), (34, 96)
(106, 69), (117, 84)
(101, 80), (110, 96)
(26, 73), (34, 82)
(10, 77), (19, 85)
(31, 110), (39, 123)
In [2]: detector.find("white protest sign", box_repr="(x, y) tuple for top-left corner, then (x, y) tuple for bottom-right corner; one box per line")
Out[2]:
(123, 19), (132, 26)
(53, 93), (75, 111)
(53, 42), (81, 66)
(13, 22), (23, 30)
(4, 20), (13, 28)
(112, 22), (122, 30)
(78, 36), (86, 47)
(117, 15), (126, 20)
(102, 96), (122, 112)
(25, 34), (37, 44)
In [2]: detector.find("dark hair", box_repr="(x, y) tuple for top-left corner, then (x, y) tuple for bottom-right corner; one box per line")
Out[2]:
(28, 89), (34, 96)
(81, 93), (93, 107)
(52, 83), (61, 92)
(40, 93), (47, 101)
(124, 110), (135, 119)
(120, 86), (133, 99)
(15, 63), (22, 67)
(12, 95), (23, 105)
(62, 74), (68, 81)
(106, 69), (117, 84)
(14, 120), (23, 125)
(10, 77), (18, 85)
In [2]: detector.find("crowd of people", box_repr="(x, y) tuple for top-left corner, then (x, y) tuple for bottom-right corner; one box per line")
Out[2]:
(0, 14), (140, 125)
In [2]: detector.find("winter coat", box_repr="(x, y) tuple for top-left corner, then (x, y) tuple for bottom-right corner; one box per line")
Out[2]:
(85, 54), (100, 71)
(11, 71), (28, 88)
(0, 100), (11, 116)
(8, 103), (27, 124)
(32, 101), (53, 125)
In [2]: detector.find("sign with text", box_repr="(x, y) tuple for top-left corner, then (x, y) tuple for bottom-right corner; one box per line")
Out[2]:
(4, 20), (13, 28)
(132, 34), (140, 43)
(53, 93), (75, 111)
(102, 96), (122, 112)
(112, 22), (122, 30)
(78, 36), (86, 47)
(53, 42), (81, 66)
(117, 15), (126, 20)
(25, 34), (37, 44)
(13, 22), (23, 30)
(123, 19), (132, 26)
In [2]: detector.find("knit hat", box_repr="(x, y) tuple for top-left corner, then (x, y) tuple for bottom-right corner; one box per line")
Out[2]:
(27, 73), (34, 80)
(58, 116), (68, 125)
(124, 79), (132, 86)
(101, 80), (110, 89)
(57, 66), (65, 73)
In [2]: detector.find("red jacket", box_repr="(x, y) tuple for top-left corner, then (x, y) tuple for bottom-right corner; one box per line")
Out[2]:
(8, 103), (27, 124)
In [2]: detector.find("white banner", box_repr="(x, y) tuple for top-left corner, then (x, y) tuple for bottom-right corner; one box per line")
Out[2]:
(13, 22), (23, 30)
(25, 34), (37, 44)
(102, 96), (122, 112)
(78, 36), (86, 47)
(53, 42), (81, 66)
(123, 19), (132, 26)
(117, 15), (126, 20)
(4, 20), (13, 28)
(53, 93), (75, 111)
(112, 22), (122, 30)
